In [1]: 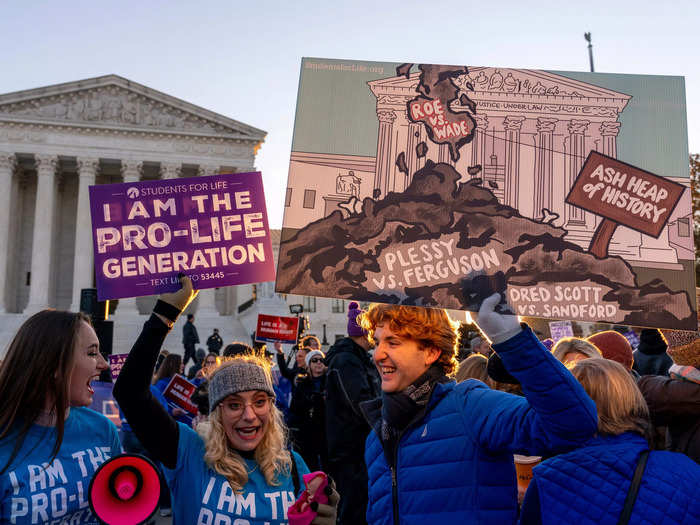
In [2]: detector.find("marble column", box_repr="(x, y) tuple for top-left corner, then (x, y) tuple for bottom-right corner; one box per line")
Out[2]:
(600, 122), (621, 157)
(534, 118), (558, 218)
(24, 154), (58, 314)
(69, 158), (99, 312)
(160, 162), (181, 180)
(503, 116), (525, 208)
(121, 160), (142, 184)
(406, 122), (422, 185)
(0, 153), (16, 313)
(438, 144), (451, 164)
(198, 165), (220, 177)
(374, 110), (397, 198)
(565, 120), (590, 227)
(471, 115), (489, 173)
(115, 160), (144, 316)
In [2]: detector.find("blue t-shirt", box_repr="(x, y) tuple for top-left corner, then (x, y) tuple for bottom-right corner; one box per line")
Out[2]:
(163, 423), (309, 525)
(0, 407), (121, 524)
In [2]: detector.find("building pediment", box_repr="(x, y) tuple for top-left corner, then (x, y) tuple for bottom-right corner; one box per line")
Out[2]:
(0, 75), (266, 141)
(368, 66), (631, 113)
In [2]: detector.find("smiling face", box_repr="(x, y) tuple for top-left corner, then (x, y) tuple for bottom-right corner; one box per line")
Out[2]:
(68, 321), (108, 407)
(220, 390), (272, 451)
(373, 324), (440, 393)
(308, 356), (326, 377)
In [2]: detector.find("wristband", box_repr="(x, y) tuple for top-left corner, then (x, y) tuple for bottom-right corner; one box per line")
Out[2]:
(153, 300), (182, 323)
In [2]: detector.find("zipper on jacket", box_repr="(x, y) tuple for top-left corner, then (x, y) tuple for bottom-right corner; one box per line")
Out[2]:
(391, 464), (399, 525)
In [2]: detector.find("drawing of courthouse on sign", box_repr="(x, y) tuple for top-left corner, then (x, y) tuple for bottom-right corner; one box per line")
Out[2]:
(279, 60), (695, 330)
(286, 67), (691, 266)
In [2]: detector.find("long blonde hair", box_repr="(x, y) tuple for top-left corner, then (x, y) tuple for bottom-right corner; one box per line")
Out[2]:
(571, 358), (652, 441)
(203, 355), (291, 493)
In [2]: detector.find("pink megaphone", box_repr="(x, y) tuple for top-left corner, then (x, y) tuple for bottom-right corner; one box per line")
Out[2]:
(88, 454), (161, 525)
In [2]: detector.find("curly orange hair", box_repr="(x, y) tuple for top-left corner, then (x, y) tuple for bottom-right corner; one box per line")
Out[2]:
(359, 304), (460, 376)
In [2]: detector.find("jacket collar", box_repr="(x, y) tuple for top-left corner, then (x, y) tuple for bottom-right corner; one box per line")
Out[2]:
(582, 432), (649, 450)
(360, 379), (456, 436)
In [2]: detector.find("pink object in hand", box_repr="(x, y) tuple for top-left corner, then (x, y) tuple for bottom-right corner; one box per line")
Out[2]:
(288, 471), (329, 525)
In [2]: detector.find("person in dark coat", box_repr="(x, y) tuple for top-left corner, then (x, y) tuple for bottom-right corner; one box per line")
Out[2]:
(274, 341), (308, 388)
(288, 349), (329, 472)
(186, 348), (207, 380)
(633, 328), (672, 376)
(206, 328), (223, 355)
(638, 329), (700, 464)
(325, 301), (381, 525)
(181, 313), (199, 366)
(520, 358), (700, 525)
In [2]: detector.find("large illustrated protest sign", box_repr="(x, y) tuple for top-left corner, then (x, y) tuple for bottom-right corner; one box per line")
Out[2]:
(89, 172), (275, 300)
(255, 314), (300, 344)
(276, 58), (696, 330)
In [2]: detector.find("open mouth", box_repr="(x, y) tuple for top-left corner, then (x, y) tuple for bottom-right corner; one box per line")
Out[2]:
(235, 426), (262, 441)
(87, 375), (100, 395)
(379, 365), (397, 379)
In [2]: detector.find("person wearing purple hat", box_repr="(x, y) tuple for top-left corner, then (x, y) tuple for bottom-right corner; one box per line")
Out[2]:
(324, 301), (381, 525)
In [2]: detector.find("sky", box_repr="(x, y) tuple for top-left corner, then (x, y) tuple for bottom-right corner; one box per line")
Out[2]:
(2, 0), (699, 228)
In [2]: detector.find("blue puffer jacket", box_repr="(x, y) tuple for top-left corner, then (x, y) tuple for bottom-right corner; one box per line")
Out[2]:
(526, 433), (700, 525)
(362, 327), (598, 525)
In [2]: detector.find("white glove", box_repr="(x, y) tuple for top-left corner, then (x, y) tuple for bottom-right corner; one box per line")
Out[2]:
(475, 293), (522, 344)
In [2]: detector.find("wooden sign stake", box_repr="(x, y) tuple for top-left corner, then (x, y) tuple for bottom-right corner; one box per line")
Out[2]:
(588, 218), (619, 258)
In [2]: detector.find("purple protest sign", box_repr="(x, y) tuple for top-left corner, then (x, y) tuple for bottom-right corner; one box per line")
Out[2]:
(109, 353), (128, 382)
(89, 172), (276, 300)
(548, 320), (574, 342)
(623, 330), (640, 350)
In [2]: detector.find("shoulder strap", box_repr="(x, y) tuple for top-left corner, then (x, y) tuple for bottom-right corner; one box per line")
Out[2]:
(290, 451), (300, 495)
(617, 450), (650, 525)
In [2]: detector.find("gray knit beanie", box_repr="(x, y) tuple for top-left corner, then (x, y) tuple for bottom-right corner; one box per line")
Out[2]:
(208, 360), (275, 413)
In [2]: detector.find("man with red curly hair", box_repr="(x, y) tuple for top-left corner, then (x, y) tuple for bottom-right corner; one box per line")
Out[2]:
(358, 294), (598, 525)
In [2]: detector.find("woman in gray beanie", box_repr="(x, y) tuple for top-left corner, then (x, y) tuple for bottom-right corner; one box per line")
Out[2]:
(115, 276), (338, 525)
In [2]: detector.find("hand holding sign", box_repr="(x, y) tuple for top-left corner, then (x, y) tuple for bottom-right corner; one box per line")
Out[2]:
(159, 274), (198, 312)
(476, 293), (522, 345)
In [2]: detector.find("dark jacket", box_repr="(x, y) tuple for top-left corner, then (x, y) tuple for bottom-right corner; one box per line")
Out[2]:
(522, 433), (700, 525)
(638, 374), (700, 464)
(206, 333), (223, 354)
(182, 321), (199, 345)
(633, 350), (672, 376)
(362, 327), (598, 525)
(325, 336), (381, 462)
(633, 328), (672, 376)
(276, 352), (306, 383)
(289, 374), (328, 469)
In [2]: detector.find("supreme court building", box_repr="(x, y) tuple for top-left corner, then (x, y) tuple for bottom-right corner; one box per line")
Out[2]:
(0, 76), (350, 357)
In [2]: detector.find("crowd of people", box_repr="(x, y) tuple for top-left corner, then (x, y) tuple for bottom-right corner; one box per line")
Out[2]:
(0, 275), (699, 524)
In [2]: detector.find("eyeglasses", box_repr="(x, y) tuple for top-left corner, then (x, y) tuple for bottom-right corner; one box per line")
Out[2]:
(309, 358), (324, 364)
(225, 397), (272, 417)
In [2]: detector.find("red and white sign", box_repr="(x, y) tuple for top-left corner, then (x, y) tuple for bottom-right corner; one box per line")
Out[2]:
(255, 314), (300, 344)
(163, 375), (198, 415)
